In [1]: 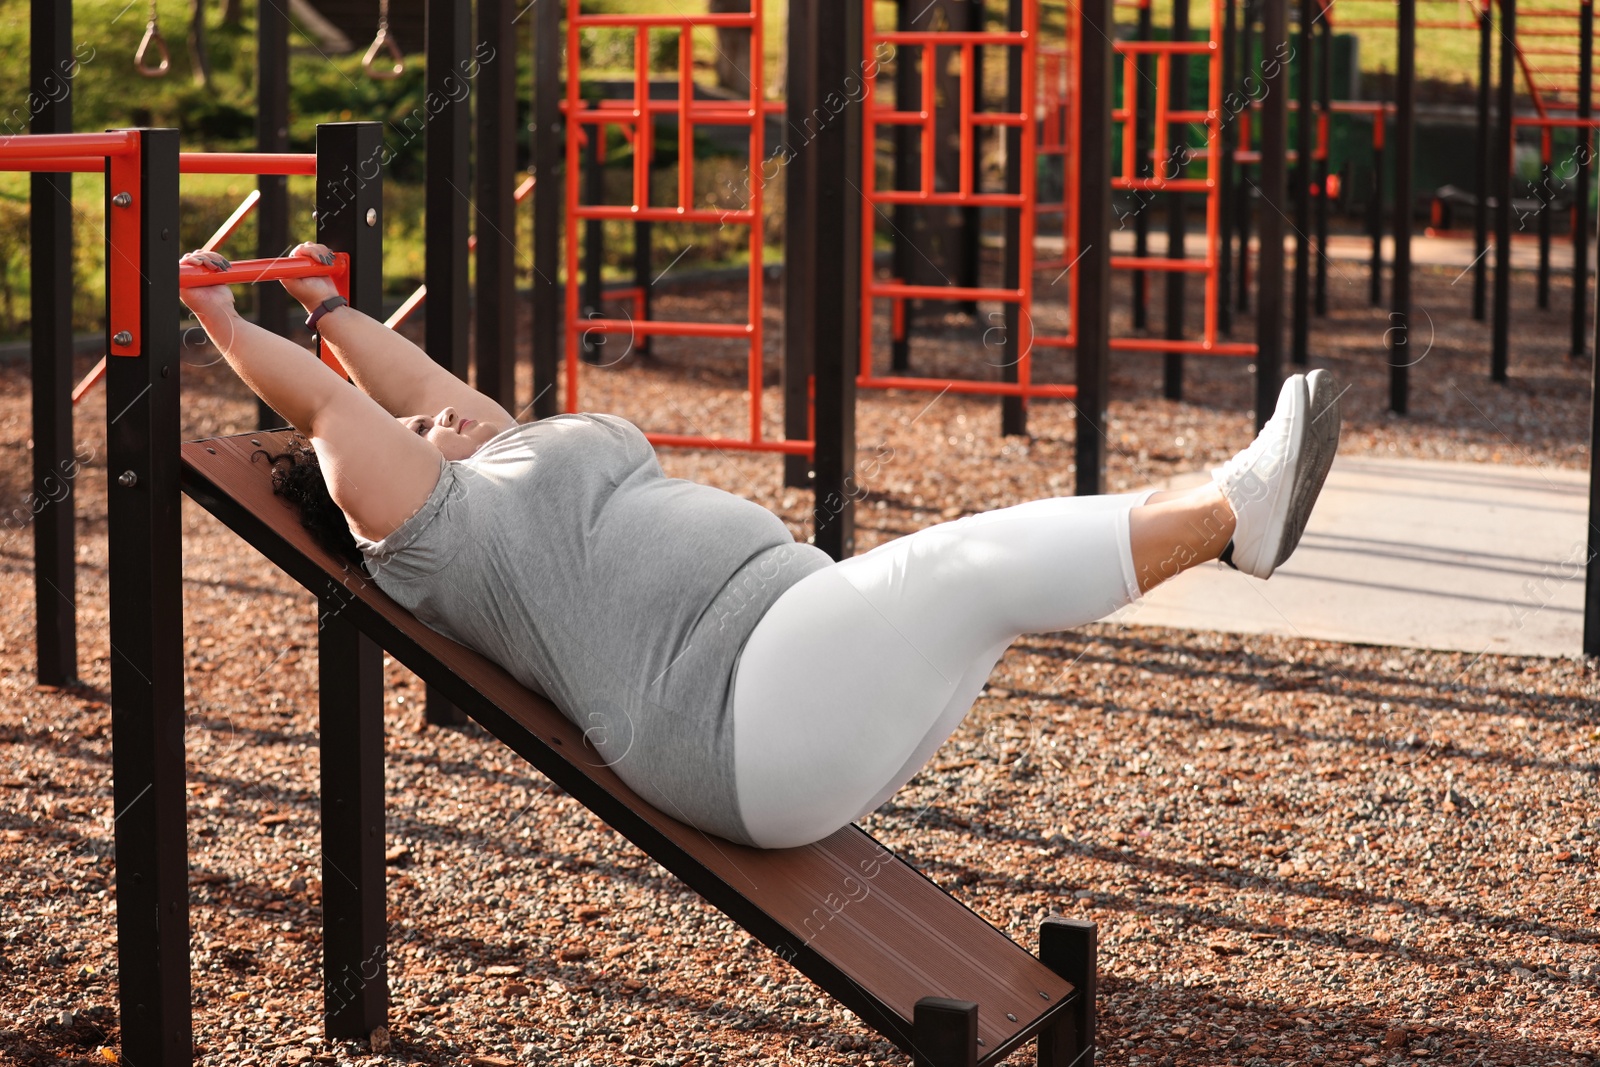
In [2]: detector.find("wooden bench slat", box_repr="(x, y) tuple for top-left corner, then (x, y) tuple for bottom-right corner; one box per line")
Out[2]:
(180, 430), (1079, 1064)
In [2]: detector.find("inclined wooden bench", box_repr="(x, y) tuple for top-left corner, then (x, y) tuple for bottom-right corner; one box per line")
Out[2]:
(181, 429), (1097, 1067)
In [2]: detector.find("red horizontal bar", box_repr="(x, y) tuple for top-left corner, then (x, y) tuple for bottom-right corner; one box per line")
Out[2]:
(576, 12), (754, 26)
(578, 318), (751, 338)
(178, 253), (348, 288)
(1515, 115), (1600, 128)
(1115, 41), (1215, 54)
(868, 191), (1028, 207)
(1111, 337), (1258, 355)
(180, 152), (318, 175)
(570, 102), (759, 122)
(859, 375), (1079, 399)
(0, 131), (138, 160)
(1110, 257), (1212, 273)
(872, 282), (1024, 302)
(573, 205), (755, 223)
(644, 433), (813, 456)
(1032, 335), (1260, 356)
(3, 151), (324, 175)
(872, 31), (1029, 44)
(1112, 178), (1214, 191)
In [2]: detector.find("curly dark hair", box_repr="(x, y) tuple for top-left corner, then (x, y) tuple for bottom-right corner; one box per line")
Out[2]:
(251, 437), (365, 566)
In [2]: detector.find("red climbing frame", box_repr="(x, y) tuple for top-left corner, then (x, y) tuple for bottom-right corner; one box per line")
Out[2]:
(857, 0), (1081, 400)
(1037, 0), (1257, 360)
(563, 0), (810, 456)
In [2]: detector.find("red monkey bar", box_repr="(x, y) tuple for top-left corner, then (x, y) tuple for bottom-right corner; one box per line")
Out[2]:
(857, 1), (1077, 400)
(562, 0), (809, 456)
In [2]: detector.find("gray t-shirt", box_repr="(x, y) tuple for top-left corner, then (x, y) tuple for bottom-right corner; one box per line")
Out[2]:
(353, 413), (832, 844)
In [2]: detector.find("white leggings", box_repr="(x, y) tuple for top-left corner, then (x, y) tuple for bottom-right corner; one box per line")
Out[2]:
(730, 490), (1154, 848)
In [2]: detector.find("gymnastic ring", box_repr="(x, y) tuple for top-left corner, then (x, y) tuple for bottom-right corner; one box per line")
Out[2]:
(363, 28), (406, 80)
(135, 19), (171, 78)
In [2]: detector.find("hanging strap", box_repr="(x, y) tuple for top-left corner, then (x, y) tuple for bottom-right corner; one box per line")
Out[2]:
(135, 2), (171, 78)
(363, 0), (405, 79)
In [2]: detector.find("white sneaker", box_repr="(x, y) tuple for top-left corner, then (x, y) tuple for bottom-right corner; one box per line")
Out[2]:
(1214, 370), (1341, 578)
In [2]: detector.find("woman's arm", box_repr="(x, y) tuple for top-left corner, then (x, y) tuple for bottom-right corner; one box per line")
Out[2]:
(280, 243), (516, 429)
(180, 252), (446, 541)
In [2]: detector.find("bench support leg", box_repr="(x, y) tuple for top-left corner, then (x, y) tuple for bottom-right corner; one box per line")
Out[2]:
(1038, 917), (1097, 1066)
(913, 996), (979, 1067)
(318, 602), (388, 1038)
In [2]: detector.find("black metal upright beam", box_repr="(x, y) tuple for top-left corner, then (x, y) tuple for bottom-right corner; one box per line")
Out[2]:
(1237, 0), (1256, 315)
(1574, 1), (1594, 357)
(532, 0), (562, 420)
(1474, 2), (1492, 321)
(108, 126), (191, 1067)
(257, 0), (290, 429)
(1000, 0), (1027, 434)
(782, 0), (818, 489)
(792, 0), (860, 559)
(315, 122), (389, 1040)
(1132, 0), (1154, 331)
(580, 130), (606, 363)
(1077, 0), (1114, 491)
(1255, 0), (1289, 431)
(1588, 200), (1600, 657)
(1391, 0), (1415, 414)
(1164, 0), (1191, 399)
(891, 0), (916, 372)
(1290, 0), (1313, 365)
(1218, 0), (1238, 333)
(1313, 12), (1331, 317)
(1369, 110), (1384, 305)
(1538, 143), (1553, 309)
(426, 0), (470, 726)
(476, 0), (519, 409)
(29, 0), (76, 687)
(1038, 918), (1097, 1067)
(1492, 0), (1515, 383)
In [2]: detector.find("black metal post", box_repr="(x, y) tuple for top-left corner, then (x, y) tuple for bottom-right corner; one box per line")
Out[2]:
(962, 0), (986, 309)
(315, 121), (389, 1039)
(1256, 0), (1288, 431)
(634, 222), (653, 356)
(1132, 0), (1154, 331)
(1237, 0), (1256, 316)
(1574, 1), (1593, 357)
(1474, 3), (1492, 321)
(425, 0), (470, 725)
(256, 0), (290, 429)
(782, 0), (817, 489)
(1000, 0), (1027, 434)
(1538, 148), (1553, 309)
(532, 0), (562, 420)
(1492, 0), (1515, 383)
(1077, 0), (1114, 492)
(581, 131), (606, 363)
(1370, 119), (1384, 305)
(1290, 0), (1313, 365)
(795, 0), (860, 559)
(1391, 0), (1415, 414)
(911, 998), (979, 1067)
(475, 0), (519, 408)
(109, 126), (191, 1067)
(1588, 200), (1600, 656)
(891, 0), (916, 372)
(1038, 917), (1097, 1067)
(1218, 0), (1238, 334)
(1314, 12), (1331, 317)
(29, 0), (76, 686)
(1164, 0), (1190, 398)
(317, 601), (388, 1036)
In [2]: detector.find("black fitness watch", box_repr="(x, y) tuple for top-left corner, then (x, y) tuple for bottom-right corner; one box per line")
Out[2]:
(305, 295), (349, 335)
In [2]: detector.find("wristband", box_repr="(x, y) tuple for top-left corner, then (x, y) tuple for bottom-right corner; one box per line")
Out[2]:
(305, 295), (349, 335)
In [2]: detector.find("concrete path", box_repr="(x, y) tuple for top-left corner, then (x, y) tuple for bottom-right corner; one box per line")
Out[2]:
(1072, 230), (1596, 273)
(1110, 457), (1592, 659)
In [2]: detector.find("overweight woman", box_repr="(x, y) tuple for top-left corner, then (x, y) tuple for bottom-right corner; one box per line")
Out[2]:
(179, 243), (1342, 850)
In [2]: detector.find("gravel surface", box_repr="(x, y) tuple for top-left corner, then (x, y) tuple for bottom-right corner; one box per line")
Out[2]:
(0, 258), (1595, 1066)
